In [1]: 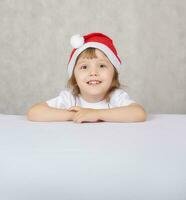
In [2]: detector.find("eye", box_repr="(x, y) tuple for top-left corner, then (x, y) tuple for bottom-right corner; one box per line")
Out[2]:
(100, 64), (106, 68)
(80, 65), (87, 70)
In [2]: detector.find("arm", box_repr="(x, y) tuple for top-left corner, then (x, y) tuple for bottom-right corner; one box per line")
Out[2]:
(97, 103), (147, 123)
(69, 103), (147, 123)
(27, 103), (75, 122)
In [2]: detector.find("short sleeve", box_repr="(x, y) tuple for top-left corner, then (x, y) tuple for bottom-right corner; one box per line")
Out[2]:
(46, 89), (75, 109)
(110, 89), (136, 107)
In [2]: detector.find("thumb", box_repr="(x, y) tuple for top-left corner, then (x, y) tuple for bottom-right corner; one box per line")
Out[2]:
(68, 106), (82, 112)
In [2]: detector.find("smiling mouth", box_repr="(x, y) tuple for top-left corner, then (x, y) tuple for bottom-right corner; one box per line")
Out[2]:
(86, 80), (102, 85)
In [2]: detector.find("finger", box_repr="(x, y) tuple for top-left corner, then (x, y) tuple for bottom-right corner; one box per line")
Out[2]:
(73, 114), (83, 123)
(73, 113), (79, 122)
(75, 119), (82, 123)
(74, 117), (82, 123)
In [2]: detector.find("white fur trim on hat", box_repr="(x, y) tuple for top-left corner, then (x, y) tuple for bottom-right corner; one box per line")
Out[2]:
(67, 42), (121, 77)
(70, 34), (85, 48)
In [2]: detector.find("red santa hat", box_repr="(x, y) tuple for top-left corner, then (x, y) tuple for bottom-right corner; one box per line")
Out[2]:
(67, 32), (122, 77)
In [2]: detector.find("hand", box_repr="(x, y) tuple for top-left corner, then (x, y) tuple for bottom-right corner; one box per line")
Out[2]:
(68, 106), (101, 123)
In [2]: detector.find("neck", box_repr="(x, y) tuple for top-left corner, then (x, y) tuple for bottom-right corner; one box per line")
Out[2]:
(80, 93), (106, 103)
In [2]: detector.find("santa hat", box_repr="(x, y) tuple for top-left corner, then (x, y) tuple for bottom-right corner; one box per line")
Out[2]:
(67, 32), (122, 77)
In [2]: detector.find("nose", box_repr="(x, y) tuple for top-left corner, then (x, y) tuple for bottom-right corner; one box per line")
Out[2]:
(89, 66), (98, 76)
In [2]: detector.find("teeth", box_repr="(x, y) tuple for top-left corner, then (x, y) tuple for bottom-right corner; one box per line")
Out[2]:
(87, 80), (101, 85)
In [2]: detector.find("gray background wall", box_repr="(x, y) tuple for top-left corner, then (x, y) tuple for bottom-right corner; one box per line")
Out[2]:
(0, 0), (185, 115)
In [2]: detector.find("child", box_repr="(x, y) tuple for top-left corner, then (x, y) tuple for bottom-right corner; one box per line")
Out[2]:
(27, 32), (147, 123)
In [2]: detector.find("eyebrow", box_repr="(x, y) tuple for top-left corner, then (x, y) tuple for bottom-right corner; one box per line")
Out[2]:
(76, 61), (87, 65)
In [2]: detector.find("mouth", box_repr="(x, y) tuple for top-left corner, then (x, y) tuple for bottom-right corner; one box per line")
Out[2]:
(86, 80), (102, 85)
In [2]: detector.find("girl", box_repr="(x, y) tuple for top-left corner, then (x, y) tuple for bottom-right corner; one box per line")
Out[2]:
(27, 32), (147, 123)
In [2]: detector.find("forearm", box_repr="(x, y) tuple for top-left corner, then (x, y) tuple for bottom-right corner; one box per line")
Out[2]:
(27, 104), (74, 122)
(97, 105), (147, 123)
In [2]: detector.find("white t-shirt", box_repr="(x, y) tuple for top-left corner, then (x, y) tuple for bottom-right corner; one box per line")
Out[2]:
(46, 89), (136, 109)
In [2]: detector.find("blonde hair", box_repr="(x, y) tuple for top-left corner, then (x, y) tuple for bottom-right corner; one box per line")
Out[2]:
(67, 47), (122, 102)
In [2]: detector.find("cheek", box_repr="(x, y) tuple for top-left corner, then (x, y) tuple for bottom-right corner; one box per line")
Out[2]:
(102, 70), (114, 80)
(75, 73), (86, 84)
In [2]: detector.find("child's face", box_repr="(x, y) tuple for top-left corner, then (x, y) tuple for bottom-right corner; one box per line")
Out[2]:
(74, 49), (114, 102)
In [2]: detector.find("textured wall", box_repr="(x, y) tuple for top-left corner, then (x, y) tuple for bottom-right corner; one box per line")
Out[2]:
(0, 0), (185, 114)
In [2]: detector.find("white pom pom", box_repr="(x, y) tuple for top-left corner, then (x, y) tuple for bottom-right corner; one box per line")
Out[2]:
(70, 34), (84, 48)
